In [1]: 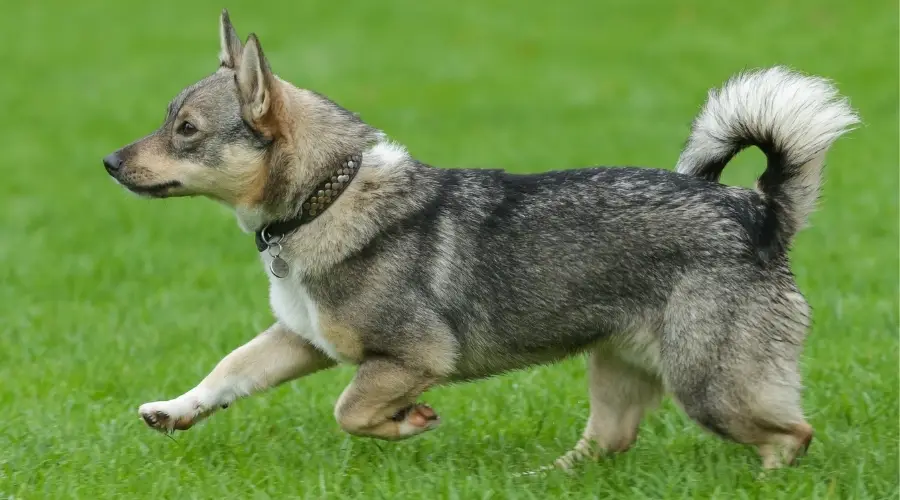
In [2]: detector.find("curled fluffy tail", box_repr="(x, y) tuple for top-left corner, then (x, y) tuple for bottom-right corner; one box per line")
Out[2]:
(676, 66), (859, 249)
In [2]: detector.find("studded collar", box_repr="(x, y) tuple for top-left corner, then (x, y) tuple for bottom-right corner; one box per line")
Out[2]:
(254, 154), (362, 252)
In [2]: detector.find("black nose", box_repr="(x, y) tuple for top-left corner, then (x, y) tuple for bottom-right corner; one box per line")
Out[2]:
(103, 152), (123, 173)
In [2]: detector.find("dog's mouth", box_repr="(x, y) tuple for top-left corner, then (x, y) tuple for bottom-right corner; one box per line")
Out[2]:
(124, 181), (183, 198)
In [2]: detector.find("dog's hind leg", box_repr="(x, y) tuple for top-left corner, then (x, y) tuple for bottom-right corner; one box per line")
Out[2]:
(555, 346), (663, 470)
(665, 283), (814, 469)
(334, 357), (440, 440)
(673, 362), (813, 470)
(138, 322), (335, 433)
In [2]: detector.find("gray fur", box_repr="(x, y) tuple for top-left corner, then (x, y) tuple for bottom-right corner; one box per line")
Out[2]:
(104, 16), (857, 468)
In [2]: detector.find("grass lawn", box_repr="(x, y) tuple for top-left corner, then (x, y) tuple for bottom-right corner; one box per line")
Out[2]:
(1, 0), (897, 498)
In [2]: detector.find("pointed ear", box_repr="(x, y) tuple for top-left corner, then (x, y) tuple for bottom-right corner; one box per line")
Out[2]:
(218, 9), (243, 69)
(235, 34), (276, 127)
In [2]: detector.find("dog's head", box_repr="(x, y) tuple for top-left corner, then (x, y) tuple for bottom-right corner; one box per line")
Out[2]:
(103, 10), (376, 217)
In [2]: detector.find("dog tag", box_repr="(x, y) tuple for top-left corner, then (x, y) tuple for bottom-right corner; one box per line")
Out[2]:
(270, 256), (290, 278)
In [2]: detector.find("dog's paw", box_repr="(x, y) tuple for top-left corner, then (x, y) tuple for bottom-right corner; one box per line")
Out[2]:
(392, 403), (440, 436)
(138, 399), (200, 433)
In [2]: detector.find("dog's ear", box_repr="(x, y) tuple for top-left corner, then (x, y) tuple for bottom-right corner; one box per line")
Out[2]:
(218, 9), (243, 69)
(235, 34), (277, 131)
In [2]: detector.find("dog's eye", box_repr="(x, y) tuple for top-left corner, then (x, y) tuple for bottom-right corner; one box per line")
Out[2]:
(177, 121), (198, 137)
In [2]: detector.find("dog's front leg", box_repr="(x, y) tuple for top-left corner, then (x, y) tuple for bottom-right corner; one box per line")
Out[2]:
(334, 358), (440, 440)
(138, 322), (334, 433)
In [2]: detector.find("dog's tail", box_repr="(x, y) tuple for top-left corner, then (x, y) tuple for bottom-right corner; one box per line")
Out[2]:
(675, 66), (859, 250)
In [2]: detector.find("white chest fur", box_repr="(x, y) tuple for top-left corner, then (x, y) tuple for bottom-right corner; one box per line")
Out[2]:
(264, 258), (343, 362)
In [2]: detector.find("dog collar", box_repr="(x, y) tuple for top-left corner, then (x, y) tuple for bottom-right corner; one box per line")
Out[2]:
(254, 154), (362, 276)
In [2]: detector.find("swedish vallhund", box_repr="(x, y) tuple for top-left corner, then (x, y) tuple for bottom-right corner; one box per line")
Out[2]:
(103, 10), (858, 471)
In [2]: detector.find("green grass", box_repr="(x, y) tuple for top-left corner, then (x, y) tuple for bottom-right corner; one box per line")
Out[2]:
(1, 0), (897, 498)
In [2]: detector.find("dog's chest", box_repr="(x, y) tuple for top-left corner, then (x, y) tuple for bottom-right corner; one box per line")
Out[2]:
(266, 264), (360, 364)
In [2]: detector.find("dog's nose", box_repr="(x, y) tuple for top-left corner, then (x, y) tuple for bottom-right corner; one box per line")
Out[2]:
(103, 152), (123, 173)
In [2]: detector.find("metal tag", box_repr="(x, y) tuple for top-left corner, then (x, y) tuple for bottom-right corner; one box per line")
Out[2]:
(269, 256), (290, 278)
(260, 226), (290, 279)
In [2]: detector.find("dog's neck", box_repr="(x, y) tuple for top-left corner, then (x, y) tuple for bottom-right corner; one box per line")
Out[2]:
(234, 140), (412, 236)
(236, 140), (426, 276)
(251, 153), (362, 251)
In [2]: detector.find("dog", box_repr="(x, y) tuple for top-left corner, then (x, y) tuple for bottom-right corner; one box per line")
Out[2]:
(103, 10), (858, 470)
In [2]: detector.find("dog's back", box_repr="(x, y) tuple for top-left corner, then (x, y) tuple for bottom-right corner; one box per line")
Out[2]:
(329, 164), (773, 376)
(323, 67), (859, 379)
